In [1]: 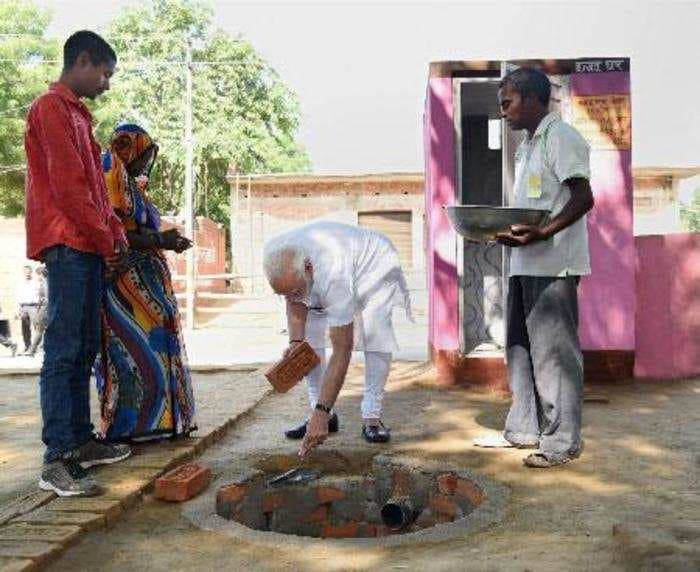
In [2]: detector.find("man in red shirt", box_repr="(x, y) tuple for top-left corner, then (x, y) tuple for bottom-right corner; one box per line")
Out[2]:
(25, 31), (132, 496)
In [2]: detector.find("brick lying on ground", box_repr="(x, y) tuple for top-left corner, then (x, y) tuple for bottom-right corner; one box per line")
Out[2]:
(154, 463), (211, 502)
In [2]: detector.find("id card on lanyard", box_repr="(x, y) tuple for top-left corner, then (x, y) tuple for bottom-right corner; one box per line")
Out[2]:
(517, 144), (543, 200)
(527, 174), (542, 198)
(526, 121), (555, 200)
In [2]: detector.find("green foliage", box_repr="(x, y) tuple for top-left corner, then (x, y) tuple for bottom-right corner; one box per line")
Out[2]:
(0, 0), (311, 225)
(0, 0), (59, 216)
(680, 188), (700, 232)
(92, 0), (311, 224)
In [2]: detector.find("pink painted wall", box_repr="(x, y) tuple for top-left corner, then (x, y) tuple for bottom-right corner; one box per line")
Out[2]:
(571, 71), (635, 351)
(425, 65), (635, 357)
(634, 233), (700, 379)
(424, 78), (459, 351)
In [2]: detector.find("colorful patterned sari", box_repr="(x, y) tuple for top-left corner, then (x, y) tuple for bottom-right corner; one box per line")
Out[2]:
(95, 124), (196, 441)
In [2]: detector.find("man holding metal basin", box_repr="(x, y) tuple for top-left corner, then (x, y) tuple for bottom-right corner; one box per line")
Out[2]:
(473, 67), (594, 468)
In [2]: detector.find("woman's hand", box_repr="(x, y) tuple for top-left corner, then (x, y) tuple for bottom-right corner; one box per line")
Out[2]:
(159, 229), (192, 253)
(173, 235), (193, 253)
(159, 229), (180, 250)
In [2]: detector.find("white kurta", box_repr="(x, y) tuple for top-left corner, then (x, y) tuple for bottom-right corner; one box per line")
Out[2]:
(278, 221), (412, 353)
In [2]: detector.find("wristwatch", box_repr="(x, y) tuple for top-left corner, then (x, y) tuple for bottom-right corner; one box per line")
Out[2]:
(315, 403), (332, 415)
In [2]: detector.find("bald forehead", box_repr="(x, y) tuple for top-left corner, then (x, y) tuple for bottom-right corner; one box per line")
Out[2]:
(269, 252), (302, 294)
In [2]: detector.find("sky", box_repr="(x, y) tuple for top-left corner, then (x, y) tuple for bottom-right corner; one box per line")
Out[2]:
(39, 0), (700, 174)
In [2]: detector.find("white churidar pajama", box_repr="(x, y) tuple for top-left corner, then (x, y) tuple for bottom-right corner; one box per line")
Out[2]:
(304, 346), (392, 419)
(277, 221), (412, 420)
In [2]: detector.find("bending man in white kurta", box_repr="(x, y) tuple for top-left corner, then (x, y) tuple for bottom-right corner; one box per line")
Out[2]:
(263, 221), (412, 458)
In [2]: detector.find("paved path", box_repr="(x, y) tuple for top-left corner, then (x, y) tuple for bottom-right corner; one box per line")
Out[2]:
(0, 370), (267, 507)
(0, 368), (271, 571)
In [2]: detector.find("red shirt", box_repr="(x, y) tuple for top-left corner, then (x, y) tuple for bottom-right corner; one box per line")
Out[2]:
(24, 82), (125, 260)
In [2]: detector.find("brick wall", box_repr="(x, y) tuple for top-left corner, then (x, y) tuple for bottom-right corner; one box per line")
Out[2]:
(162, 216), (227, 293)
(228, 173), (426, 294)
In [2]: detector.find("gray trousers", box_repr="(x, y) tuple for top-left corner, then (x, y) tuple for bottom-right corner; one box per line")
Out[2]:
(20, 304), (38, 351)
(503, 276), (584, 458)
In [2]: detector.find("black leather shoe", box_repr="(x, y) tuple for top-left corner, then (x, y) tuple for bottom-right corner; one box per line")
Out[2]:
(284, 413), (339, 440)
(362, 422), (391, 444)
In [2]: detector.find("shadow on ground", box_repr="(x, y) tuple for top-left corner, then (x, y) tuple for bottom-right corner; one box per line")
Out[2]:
(49, 364), (700, 572)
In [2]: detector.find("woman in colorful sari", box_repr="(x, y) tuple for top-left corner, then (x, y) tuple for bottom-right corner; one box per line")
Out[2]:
(95, 124), (196, 442)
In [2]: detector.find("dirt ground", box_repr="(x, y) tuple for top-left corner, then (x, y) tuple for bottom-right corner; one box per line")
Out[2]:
(48, 364), (700, 571)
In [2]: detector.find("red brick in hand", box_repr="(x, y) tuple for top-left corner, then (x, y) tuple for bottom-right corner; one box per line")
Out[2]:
(264, 341), (320, 393)
(155, 463), (211, 502)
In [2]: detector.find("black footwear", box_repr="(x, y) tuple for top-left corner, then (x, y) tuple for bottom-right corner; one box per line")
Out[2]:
(39, 457), (102, 497)
(362, 422), (391, 444)
(72, 438), (131, 469)
(284, 413), (339, 440)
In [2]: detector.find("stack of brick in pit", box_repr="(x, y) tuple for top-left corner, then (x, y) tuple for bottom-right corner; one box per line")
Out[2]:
(372, 456), (485, 529)
(215, 458), (486, 539)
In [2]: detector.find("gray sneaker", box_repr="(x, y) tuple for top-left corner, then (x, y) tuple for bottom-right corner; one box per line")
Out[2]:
(39, 458), (102, 497)
(73, 439), (131, 469)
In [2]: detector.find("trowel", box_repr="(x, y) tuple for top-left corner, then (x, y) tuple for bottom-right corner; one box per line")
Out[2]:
(266, 465), (321, 488)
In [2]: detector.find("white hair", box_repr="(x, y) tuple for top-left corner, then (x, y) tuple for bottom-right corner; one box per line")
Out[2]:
(263, 232), (308, 283)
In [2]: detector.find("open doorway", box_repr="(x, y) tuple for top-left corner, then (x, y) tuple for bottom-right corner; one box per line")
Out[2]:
(454, 79), (505, 353)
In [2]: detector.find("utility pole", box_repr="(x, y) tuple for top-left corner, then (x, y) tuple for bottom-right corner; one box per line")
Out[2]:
(184, 39), (195, 331)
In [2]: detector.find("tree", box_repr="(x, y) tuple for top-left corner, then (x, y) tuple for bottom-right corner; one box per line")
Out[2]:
(0, 1), (59, 216)
(680, 188), (700, 232)
(93, 0), (311, 224)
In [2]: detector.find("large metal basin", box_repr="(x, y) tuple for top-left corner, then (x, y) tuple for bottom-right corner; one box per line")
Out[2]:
(445, 205), (550, 243)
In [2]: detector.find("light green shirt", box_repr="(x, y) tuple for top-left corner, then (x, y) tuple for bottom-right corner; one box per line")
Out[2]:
(509, 112), (592, 277)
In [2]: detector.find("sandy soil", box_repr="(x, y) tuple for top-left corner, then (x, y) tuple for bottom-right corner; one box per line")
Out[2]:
(49, 364), (700, 571)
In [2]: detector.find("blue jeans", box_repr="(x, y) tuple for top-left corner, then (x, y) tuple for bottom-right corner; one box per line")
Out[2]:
(40, 246), (103, 463)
